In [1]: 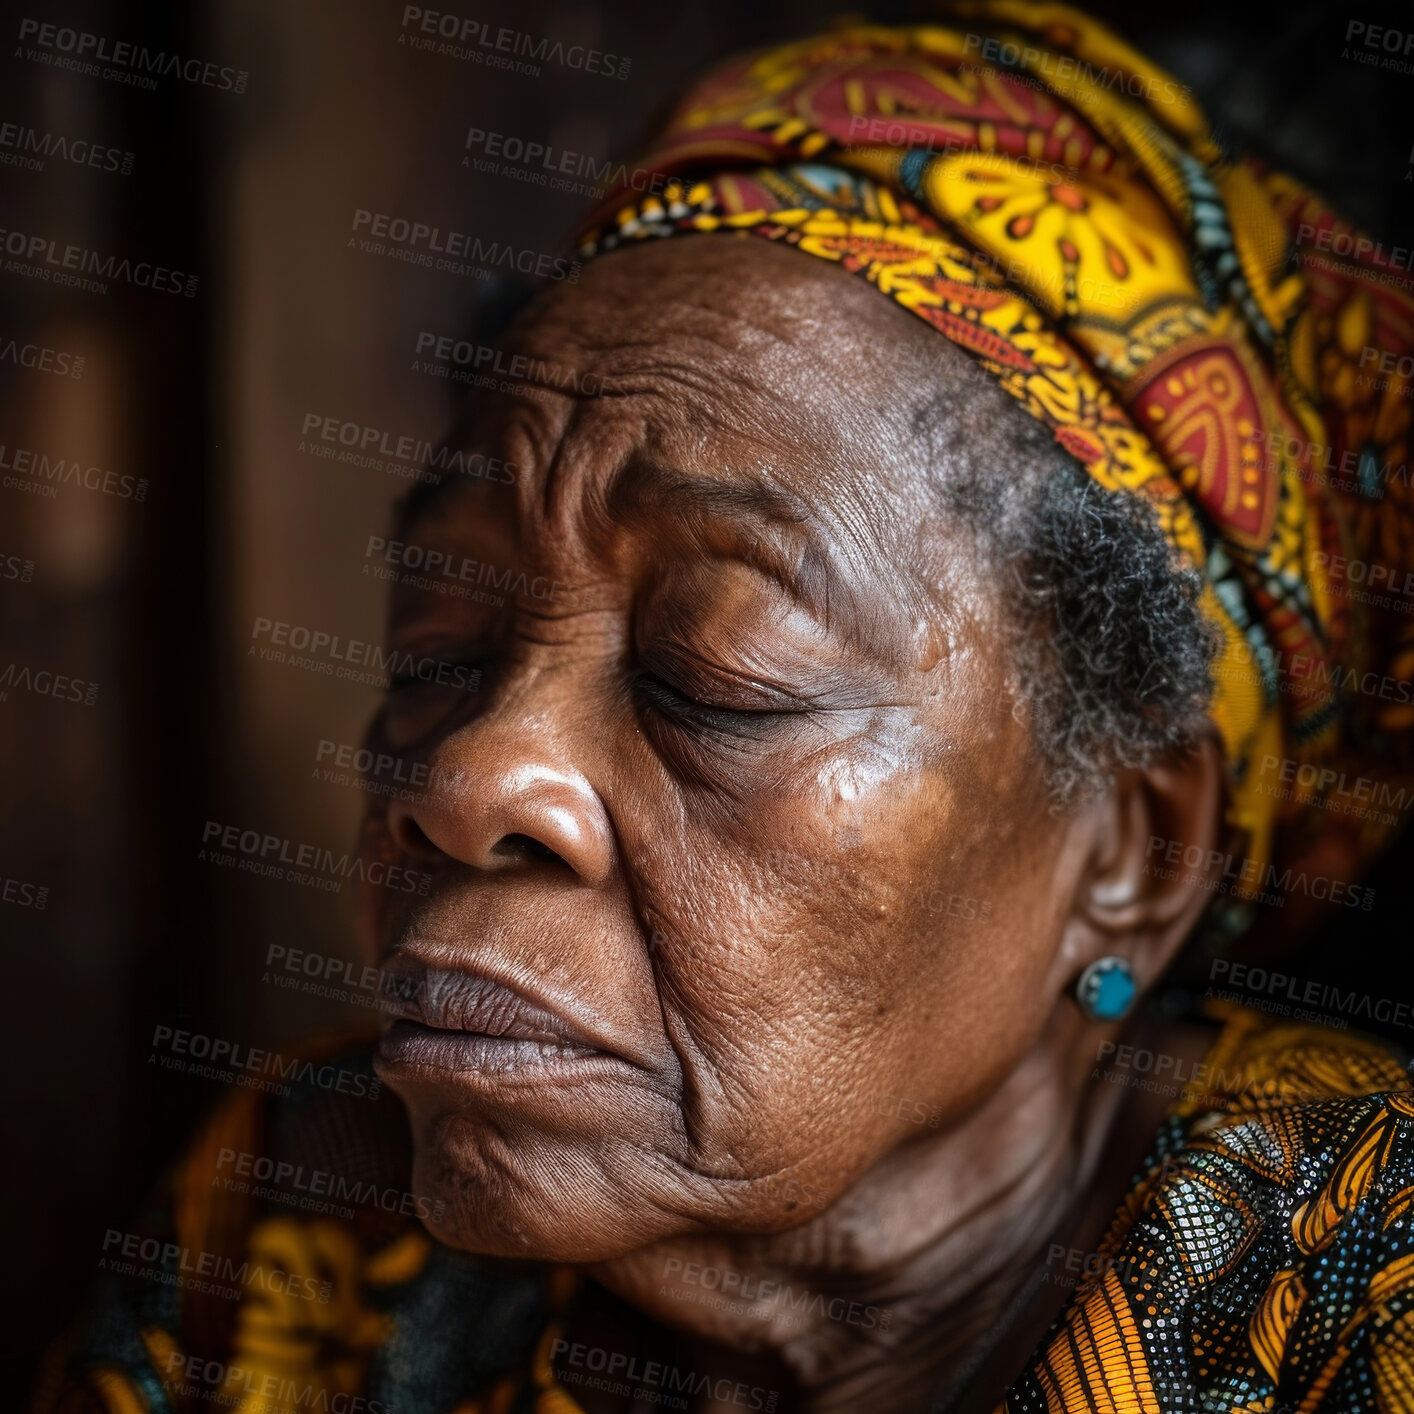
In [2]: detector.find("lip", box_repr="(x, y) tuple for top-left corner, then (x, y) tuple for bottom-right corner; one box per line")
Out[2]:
(373, 951), (661, 1081)
(377, 1019), (633, 1085)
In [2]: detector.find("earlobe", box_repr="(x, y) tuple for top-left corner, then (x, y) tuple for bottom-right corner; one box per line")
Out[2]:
(1064, 733), (1228, 1006)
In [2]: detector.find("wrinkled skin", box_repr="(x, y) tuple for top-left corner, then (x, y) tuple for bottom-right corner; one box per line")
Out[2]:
(356, 235), (1226, 1410)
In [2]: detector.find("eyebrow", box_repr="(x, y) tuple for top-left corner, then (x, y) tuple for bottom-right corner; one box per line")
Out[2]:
(604, 455), (811, 526)
(394, 450), (913, 660)
(605, 455), (868, 643)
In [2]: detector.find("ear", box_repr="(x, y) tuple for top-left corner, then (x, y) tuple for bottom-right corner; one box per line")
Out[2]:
(1051, 733), (1228, 999)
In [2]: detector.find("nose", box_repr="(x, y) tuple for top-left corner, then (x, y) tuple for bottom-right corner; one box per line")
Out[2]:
(387, 718), (618, 886)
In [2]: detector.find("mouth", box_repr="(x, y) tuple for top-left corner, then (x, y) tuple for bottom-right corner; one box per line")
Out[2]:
(373, 953), (650, 1085)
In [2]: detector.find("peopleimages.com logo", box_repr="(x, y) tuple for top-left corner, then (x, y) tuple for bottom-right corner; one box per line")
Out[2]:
(0, 118), (135, 174)
(0, 226), (198, 296)
(148, 1023), (383, 1100)
(100, 1229), (332, 1305)
(959, 31), (1189, 104)
(214, 1147), (445, 1223)
(0, 442), (147, 500)
(398, 7), (631, 80)
(299, 411), (519, 485)
(1341, 20), (1414, 76)
(0, 336), (84, 378)
(14, 18), (248, 91)
(349, 208), (579, 283)
(463, 128), (671, 202)
(199, 819), (433, 897)
(160, 1354), (388, 1414)
(1, 875), (47, 909)
(0, 661), (98, 707)
(247, 614), (483, 694)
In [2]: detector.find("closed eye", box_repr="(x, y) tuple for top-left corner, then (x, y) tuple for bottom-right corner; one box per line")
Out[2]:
(634, 672), (792, 737)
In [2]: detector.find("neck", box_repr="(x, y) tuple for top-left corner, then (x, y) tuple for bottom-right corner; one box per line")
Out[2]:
(586, 1009), (1142, 1412)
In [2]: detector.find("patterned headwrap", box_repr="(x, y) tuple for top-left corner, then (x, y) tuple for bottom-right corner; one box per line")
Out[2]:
(578, 2), (1414, 943)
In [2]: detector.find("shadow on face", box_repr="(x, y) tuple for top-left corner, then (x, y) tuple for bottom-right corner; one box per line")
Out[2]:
(354, 233), (1089, 1263)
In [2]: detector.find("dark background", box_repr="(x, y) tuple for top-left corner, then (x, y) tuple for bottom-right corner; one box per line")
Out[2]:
(2, 0), (1412, 1391)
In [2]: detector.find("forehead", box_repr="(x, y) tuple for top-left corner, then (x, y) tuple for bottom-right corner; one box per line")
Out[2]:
(401, 236), (961, 565)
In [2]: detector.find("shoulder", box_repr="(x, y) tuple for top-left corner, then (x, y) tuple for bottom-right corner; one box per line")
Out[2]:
(31, 1043), (555, 1414)
(1159, 1008), (1414, 1389)
(1009, 1007), (1414, 1412)
(1153, 1003), (1414, 1267)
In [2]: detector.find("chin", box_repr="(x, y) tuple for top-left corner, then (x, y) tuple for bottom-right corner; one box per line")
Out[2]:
(406, 1107), (683, 1263)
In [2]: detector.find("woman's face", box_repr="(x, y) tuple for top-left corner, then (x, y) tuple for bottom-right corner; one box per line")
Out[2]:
(357, 235), (1090, 1262)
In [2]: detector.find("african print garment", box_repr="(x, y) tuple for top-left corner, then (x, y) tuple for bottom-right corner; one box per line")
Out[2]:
(29, 1005), (1414, 1412)
(1006, 1003), (1414, 1412)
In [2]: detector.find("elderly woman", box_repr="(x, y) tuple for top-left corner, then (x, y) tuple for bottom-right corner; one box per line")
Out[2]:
(37, 7), (1414, 1413)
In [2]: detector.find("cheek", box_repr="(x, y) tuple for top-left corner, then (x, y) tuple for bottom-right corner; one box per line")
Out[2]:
(629, 704), (1069, 1179)
(832, 713), (1075, 1119)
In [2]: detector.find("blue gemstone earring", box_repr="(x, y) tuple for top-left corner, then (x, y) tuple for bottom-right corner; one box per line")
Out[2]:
(1074, 956), (1136, 1022)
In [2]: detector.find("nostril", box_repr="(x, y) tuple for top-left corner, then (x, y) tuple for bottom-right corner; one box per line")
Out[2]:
(494, 832), (570, 869)
(386, 764), (613, 881)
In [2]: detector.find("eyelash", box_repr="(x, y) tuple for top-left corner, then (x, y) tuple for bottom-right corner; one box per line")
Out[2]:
(634, 672), (789, 738)
(381, 652), (796, 743)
